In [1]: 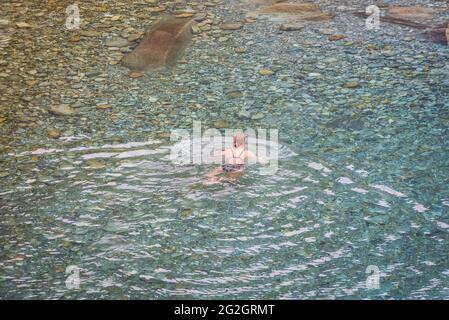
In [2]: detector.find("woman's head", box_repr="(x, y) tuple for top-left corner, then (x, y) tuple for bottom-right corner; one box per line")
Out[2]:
(233, 132), (245, 148)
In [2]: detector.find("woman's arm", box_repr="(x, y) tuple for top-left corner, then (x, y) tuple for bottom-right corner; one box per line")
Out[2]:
(245, 150), (269, 164)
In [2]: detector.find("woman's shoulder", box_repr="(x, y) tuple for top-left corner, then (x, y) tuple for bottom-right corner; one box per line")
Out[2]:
(243, 149), (256, 158)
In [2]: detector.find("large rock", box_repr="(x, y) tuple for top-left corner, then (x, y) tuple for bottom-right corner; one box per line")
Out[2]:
(122, 16), (194, 70)
(423, 22), (449, 45)
(248, 2), (330, 22)
(388, 5), (436, 20)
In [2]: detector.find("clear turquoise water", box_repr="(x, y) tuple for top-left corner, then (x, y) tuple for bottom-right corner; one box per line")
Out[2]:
(1, 105), (448, 299)
(1, 0), (449, 300)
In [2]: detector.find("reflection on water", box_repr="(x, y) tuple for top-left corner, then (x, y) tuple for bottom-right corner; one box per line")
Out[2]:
(1, 135), (448, 299)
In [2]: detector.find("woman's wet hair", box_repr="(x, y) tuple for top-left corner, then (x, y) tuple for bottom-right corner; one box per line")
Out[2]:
(233, 132), (246, 148)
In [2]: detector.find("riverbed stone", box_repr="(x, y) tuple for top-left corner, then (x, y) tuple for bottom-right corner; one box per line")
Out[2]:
(251, 112), (265, 120)
(319, 28), (335, 35)
(387, 5), (436, 20)
(221, 23), (243, 30)
(47, 129), (61, 139)
(16, 22), (32, 28)
(212, 120), (229, 128)
(343, 81), (360, 88)
(105, 37), (130, 48)
(122, 16), (195, 70)
(249, 3), (331, 22)
(86, 159), (105, 170)
(49, 105), (77, 116)
(328, 34), (345, 41)
(259, 68), (275, 75)
(280, 23), (304, 31)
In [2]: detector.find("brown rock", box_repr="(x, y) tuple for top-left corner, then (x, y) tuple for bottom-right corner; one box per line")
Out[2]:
(128, 71), (145, 78)
(251, 3), (331, 22)
(388, 5), (435, 20)
(343, 81), (359, 88)
(122, 16), (195, 70)
(175, 13), (195, 18)
(70, 35), (81, 42)
(244, 17), (257, 24)
(328, 34), (345, 41)
(279, 23), (304, 31)
(47, 129), (61, 139)
(221, 23), (243, 30)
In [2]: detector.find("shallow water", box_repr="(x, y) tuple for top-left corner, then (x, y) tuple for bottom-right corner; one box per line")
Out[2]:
(1, 0), (449, 299)
(1, 122), (448, 299)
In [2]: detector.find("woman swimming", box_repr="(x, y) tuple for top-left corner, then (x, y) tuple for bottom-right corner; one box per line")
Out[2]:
(205, 133), (257, 183)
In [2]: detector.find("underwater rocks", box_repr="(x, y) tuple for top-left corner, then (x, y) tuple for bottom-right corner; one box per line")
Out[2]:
(122, 16), (195, 70)
(79, 30), (102, 38)
(49, 105), (77, 116)
(105, 37), (130, 48)
(279, 23), (304, 31)
(251, 112), (265, 120)
(46, 129), (61, 139)
(234, 47), (247, 53)
(318, 28), (335, 35)
(15, 22), (32, 29)
(259, 68), (275, 75)
(343, 81), (360, 89)
(86, 159), (105, 170)
(220, 23), (243, 30)
(0, 19), (11, 27)
(128, 71), (145, 79)
(328, 34), (345, 41)
(212, 119), (229, 129)
(248, 2), (330, 23)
